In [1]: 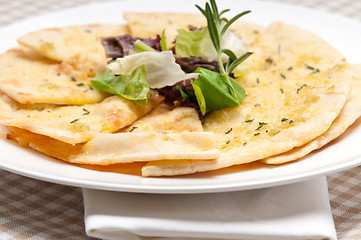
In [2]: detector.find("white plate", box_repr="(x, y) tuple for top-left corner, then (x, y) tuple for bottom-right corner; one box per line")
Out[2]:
(1, 0), (361, 194)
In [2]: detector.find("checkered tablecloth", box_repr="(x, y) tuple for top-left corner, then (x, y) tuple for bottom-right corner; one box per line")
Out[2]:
(0, 0), (361, 239)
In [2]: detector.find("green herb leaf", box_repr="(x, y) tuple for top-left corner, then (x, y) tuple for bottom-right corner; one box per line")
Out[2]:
(255, 122), (267, 130)
(175, 27), (214, 59)
(70, 119), (79, 124)
(82, 108), (90, 115)
(219, 9), (230, 17)
(210, 0), (220, 21)
(134, 39), (159, 53)
(129, 126), (138, 132)
(175, 85), (190, 102)
(91, 66), (150, 106)
(205, 2), (221, 51)
(222, 49), (237, 61)
(160, 29), (169, 51)
(196, 0), (252, 103)
(221, 10), (251, 35)
(192, 67), (245, 115)
(228, 52), (253, 73)
(225, 128), (233, 134)
(192, 83), (206, 115)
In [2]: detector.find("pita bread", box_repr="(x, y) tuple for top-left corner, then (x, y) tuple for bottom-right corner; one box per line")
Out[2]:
(0, 93), (163, 144)
(0, 47), (107, 105)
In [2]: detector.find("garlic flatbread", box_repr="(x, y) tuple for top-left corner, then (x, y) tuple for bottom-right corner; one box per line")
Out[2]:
(0, 10), (358, 178)
(0, 93), (163, 144)
(120, 105), (204, 133)
(124, 12), (206, 46)
(8, 128), (219, 165)
(69, 132), (219, 164)
(246, 22), (346, 76)
(141, 21), (352, 177)
(142, 81), (350, 176)
(0, 47), (106, 105)
(18, 24), (129, 75)
(7, 106), (219, 165)
(124, 12), (264, 46)
(263, 64), (361, 164)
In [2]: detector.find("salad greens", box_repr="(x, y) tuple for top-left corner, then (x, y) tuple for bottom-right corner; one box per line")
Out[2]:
(92, 0), (252, 113)
(107, 51), (199, 89)
(160, 30), (169, 51)
(192, 67), (245, 115)
(175, 23), (248, 63)
(175, 27), (215, 61)
(134, 39), (158, 53)
(195, 0), (252, 102)
(134, 30), (168, 53)
(91, 66), (149, 106)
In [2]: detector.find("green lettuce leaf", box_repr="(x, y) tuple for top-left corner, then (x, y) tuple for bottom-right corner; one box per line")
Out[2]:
(134, 39), (158, 53)
(232, 62), (250, 78)
(160, 29), (169, 51)
(175, 27), (215, 60)
(175, 27), (247, 63)
(91, 66), (150, 106)
(107, 51), (199, 89)
(192, 67), (245, 115)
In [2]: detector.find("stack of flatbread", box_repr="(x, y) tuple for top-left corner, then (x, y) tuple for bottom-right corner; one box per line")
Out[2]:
(0, 13), (360, 177)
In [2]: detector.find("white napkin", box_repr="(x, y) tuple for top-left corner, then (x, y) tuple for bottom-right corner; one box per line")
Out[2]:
(83, 177), (337, 240)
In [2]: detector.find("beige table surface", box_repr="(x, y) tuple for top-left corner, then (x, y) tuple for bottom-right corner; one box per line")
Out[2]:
(0, 0), (361, 239)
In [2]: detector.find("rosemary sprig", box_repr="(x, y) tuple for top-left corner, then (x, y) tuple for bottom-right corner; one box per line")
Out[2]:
(196, 0), (252, 101)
